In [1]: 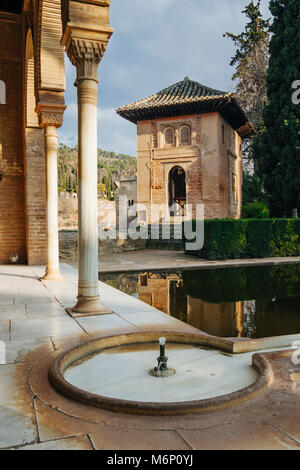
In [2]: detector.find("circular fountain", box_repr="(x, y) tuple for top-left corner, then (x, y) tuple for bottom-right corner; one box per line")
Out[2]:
(49, 331), (273, 415)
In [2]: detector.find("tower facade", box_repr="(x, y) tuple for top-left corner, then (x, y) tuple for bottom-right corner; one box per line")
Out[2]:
(117, 77), (254, 223)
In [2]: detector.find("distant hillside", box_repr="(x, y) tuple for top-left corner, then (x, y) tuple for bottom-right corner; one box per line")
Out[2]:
(58, 144), (137, 198)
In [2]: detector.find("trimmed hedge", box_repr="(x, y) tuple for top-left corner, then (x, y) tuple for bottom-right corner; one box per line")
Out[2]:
(185, 218), (300, 260)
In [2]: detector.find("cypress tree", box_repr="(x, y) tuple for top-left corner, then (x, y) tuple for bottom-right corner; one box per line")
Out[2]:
(224, 1), (270, 168)
(254, 0), (300, 216)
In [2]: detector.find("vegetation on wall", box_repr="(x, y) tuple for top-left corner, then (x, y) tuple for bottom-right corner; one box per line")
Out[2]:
(185, 218), (300, 260)
(254, 0), (300, 217)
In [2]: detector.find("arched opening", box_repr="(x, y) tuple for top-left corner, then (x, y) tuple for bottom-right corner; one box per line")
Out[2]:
(0, 80), (6, 104)
(168, 166), (186, 215)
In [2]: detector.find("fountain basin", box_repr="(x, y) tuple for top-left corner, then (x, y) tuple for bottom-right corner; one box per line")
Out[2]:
(49, 331), (273, 415)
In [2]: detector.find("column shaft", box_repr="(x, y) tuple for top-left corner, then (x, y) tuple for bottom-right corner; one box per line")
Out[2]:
(43, 125), (61, 280)
(78, 77), (99, 299)
(69, 68), (110, 315)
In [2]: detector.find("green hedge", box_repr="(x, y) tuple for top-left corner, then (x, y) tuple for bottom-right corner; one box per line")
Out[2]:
(185, 218), (300, 260)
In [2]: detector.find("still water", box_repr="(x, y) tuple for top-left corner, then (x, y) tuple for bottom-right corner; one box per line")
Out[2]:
(100, 264), (300, 339)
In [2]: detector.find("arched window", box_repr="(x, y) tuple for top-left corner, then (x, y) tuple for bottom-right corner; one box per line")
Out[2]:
(164, 127), (175, 146)
(180, 125), (191, 145)
(0, 81), (6, 104)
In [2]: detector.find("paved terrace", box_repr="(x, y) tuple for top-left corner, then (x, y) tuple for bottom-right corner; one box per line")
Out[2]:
(0, 263), (299, 450)
(98, 250), (300, 273)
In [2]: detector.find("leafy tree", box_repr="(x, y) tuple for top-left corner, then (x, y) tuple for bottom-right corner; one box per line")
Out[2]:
(242, 201), (270, 218)
(242, 172), (266, 205)
(224, 1), (270, 168)
(254, 0), (300, 216)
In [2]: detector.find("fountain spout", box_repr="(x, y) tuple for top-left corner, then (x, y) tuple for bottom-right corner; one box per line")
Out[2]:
(149, 337), (176, 378)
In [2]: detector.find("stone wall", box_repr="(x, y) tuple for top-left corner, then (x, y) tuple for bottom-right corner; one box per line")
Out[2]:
(59, 230), (146, 261)
(58, 196), (117, 230)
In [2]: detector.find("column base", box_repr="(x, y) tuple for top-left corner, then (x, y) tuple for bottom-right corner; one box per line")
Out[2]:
(66, 296), (113, 318)
(41, 270), (64, 281)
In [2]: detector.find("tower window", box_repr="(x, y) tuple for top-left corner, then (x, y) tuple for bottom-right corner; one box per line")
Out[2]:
(165, 127), (175, 146)
(0, 81), (6, 104)
(180, 125), (191, 145)
(232, 173), (238, 203)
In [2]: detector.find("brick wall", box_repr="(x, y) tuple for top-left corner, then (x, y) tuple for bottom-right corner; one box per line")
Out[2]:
(0, 14), (26, 264)
(137, 113), (242, 222)
(24, 128), (47, 265)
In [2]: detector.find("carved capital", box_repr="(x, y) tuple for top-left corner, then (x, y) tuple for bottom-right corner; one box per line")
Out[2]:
(67, 39), (107, 80)
(36, 103), (66, 128)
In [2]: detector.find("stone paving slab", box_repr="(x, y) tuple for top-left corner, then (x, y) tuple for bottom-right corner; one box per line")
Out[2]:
(15, 435), (93, 450)
(76, 314), (139, 336)
(0, 363), (37, 448)
(0, 305), (27, 321)
(51, 333), (90, 351)
(89, 429), (191, 451)
(116, 310), (197, 332)
(4, 337), (54, 365)
(178, 418), (299, 450)
(11, 317), (85, 340)
(0, 320), (9, 334)
(25, 303), (66, 320)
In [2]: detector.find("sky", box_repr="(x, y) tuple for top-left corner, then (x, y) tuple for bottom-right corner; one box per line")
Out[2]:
(58, 0), (271, 156)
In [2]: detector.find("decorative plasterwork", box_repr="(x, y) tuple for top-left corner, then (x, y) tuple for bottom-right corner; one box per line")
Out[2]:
(36, 0), (66, 92)
(68, 38), (107, 65)
(62, 24), (113, 79)
(36, 103), (66, 127)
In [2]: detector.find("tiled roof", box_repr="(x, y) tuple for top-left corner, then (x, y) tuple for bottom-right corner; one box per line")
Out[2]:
(117, 77), (255, 138)
(117, 77), (231, 111)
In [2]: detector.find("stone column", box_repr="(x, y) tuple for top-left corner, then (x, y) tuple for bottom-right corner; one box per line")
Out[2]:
(37, 105), (65, 280)
(65, 40), (111, 315)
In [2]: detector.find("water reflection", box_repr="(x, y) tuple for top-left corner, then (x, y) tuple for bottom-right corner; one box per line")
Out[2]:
(101, 265), (300, 339)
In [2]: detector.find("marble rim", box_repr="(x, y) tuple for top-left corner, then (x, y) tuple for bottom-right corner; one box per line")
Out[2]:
(49, 331), (274, 416)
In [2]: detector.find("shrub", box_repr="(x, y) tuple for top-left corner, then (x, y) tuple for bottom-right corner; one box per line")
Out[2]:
(242, 201), (270, 219)
(185, 218), (300, 260)
(245, 219), (273, 258)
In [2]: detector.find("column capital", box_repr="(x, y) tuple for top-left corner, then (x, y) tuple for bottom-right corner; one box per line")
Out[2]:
(66, 37), (108, 80)
(35, 103), (67, 128)
(61, 0), (113, 80)
(62, 25), (113, 80)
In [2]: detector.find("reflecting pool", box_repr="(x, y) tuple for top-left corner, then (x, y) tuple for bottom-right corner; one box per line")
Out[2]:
(100, 264), (300, 339)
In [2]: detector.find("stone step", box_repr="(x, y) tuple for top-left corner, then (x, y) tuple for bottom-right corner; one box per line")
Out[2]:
(146, 239), (185, 251)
